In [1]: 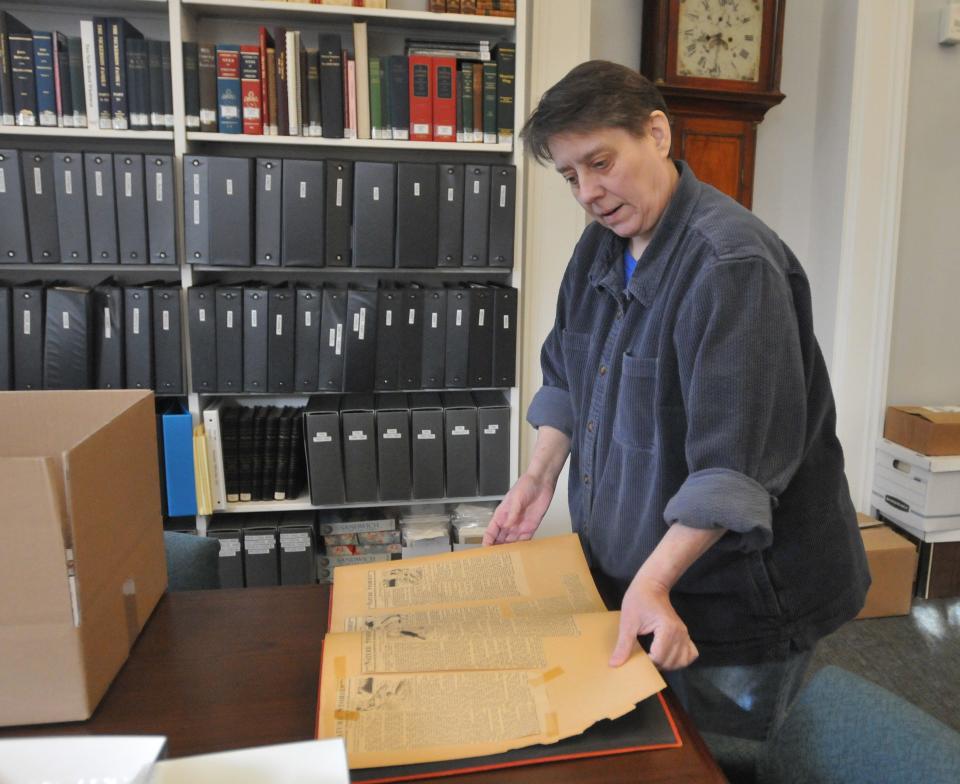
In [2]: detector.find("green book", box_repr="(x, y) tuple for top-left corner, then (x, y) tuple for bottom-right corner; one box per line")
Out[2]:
(494, 44), (514, 144)
(461, 62), (473, 142)
(368, 55), (382, 139)
(379, 57), (391, 139)
(482, 61), (497, 144)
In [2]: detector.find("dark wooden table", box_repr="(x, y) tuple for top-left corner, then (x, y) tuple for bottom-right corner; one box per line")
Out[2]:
(0, 585), (726, 783)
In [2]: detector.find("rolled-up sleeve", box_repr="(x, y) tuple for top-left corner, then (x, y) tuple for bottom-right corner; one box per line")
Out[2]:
(526, 293), (575, 438)
(665, 258), (807, 552)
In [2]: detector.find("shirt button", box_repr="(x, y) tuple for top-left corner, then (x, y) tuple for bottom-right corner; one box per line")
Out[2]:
(583, 474), (591, 485)
(587, 420), (595, 433)
(599, 365), (607, 376)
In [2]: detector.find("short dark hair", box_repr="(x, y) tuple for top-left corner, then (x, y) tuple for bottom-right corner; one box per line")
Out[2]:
(520, 60), (669, 165)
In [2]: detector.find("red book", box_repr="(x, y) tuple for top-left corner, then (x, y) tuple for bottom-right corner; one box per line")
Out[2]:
(408, 54), (433, 141)
(239, 45), (262, 134)
(431, 56), (456, 142)
(258, 28), (274, 134)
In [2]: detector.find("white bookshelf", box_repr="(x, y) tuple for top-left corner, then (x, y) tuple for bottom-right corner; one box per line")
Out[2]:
(222, 494), (504, 514)
(186, 131), (512, 152)
(3, 0), (528, 531)
(0, 126), (174, 141)
(182, 0), (515, 30)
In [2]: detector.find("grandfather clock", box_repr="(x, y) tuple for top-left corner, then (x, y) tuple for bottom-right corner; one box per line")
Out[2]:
(641, 0), (786, 209)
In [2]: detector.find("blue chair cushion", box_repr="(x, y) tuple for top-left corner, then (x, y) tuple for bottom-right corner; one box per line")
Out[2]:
(757, 665), (960, 784)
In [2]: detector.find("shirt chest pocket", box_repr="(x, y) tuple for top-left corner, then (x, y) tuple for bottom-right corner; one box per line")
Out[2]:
(613, 353), (658, 451)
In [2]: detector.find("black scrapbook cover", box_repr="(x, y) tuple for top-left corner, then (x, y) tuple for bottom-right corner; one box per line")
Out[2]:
(349, 693), (680, 783)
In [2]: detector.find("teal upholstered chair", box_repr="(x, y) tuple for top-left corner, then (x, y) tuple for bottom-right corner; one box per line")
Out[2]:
(705, 665), (960, 784)
(163, 531), (221, 591)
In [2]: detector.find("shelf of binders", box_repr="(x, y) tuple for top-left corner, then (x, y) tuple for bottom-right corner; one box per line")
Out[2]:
(185, 131), (511, 151)
(181, 0), (515, 31)
(219, 493), (504, 514)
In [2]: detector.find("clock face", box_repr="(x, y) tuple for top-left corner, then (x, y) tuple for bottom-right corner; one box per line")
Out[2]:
(676, 0), (764, 82)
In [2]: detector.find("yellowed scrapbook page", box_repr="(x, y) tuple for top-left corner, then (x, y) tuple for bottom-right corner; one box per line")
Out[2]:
(316, 534), (666, 770)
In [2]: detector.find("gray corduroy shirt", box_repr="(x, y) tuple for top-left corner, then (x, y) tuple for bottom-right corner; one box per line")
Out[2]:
(528, 161), (869, 665)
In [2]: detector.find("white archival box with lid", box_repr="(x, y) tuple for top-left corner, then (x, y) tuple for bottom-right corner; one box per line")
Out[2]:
(872, 438), (960, 531)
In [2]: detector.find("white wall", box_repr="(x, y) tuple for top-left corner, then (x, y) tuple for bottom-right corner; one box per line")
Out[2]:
(887, 0), (960, 405)
(520, 0), (593, 538)
(752, 0), (858, 362)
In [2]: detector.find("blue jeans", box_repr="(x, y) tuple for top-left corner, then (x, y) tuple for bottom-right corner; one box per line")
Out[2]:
(664, 647), (815, 741)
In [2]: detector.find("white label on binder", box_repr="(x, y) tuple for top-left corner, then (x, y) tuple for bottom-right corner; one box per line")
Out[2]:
(329, 327), (336, 348)
(299, 180), (307, 199)
(384, 428), (401, 440)
(312, 431), (332, 443)
(409, 309), (416, 325)
(335, 323), (343, 354)
(373, 186), (380, 201)
(162, 310), (170, 331)
(264, 173), (272, 192)
(155, 172), (163, 202)
(358, 308), (366, 340)
(193, 199), (200, 225)
(504, 315), (510, 329)
(226, 178), (234, 196)
(484, 424), (500, 435)
(133, 308), (140, 335)
(447, 187), (454, 202)
(125, 171), (132, 198)
(275, 314), (283, 335)
(22, 310), (30, 335)
(104, 308), (112, 339)
(431, 312), (438, 329)
(417, 429), (435, 440)
(64, 169), (73, 195)
(0, 169), (6, 193)
(199, 308), (206, 323)
(456, 309), (463, 327)
(95, 170), (103, 197)
(62, 312), (70, 330)
(33, 167), (42, 195)
(478, 308), (485, 327)
(331, 178), (340, 207)
(500, 184), (507, 208)
(352, 312), (360, 332)
(193, 173), (200, 196)
(414, 182), (421, 197)
(304, 311), (312, 328)
(385, 311), (392, 327)
(250, 309), (258, 328)
(348, 430), (368, 442)
(452, 425), (470, 436)
(473, 179), (480, 195)
(227, 311), (234, 329)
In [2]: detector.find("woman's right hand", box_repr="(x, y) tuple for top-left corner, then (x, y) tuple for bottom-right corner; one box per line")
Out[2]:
(482, 472), (556, 546)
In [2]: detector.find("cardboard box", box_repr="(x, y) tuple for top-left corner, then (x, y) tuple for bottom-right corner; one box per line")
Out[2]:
(0, 390), (167, 726)
(855, 513), (918, 619)
(872, 512), (960, 600)
(883, 405), (960, 456)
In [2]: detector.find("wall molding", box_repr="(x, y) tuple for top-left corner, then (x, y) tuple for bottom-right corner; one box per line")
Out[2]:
(830, 0), (914, 509)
